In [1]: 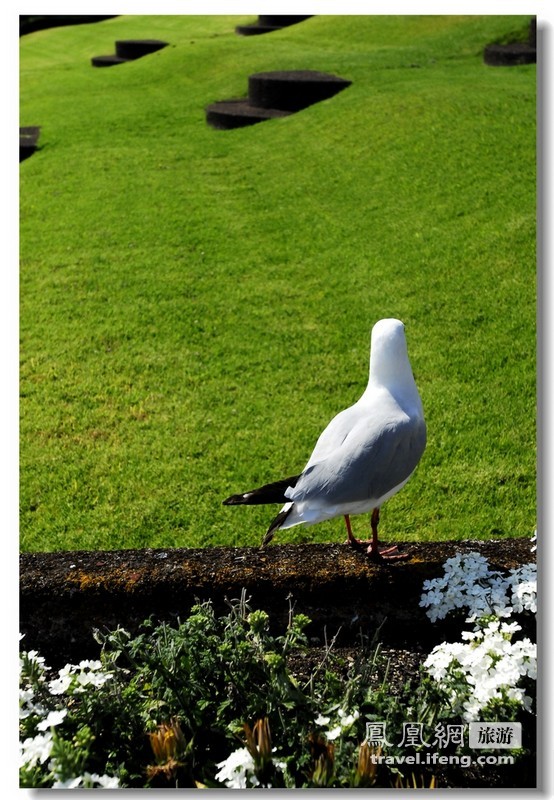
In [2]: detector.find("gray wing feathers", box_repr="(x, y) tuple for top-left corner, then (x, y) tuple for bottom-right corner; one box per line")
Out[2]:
(303, 404), (363, 470)
(289, 415), (426, 506)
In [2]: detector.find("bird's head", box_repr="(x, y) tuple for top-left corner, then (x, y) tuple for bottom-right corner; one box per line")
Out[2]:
(369, 318), (414, 390)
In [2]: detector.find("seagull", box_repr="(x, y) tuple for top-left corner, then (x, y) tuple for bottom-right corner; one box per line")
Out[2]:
(223, 318), (426, 561)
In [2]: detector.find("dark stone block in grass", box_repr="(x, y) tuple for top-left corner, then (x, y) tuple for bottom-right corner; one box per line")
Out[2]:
(91, 54), (128, 67)
(248, 70), (352, 112)
(484, 16), (537, 66)
(20, 126), (40, 161)
(207, 70), (351, 129)
(484, 41), (536, 66)
(91, 39), (168, 67)
(115, 39), (169, 59)
(20, 15), (117, 37)
(206, 99), (292, 129)
(258, 15), (313, 27)
(236, 23), (284, 36)
(236, 15), (312, 36)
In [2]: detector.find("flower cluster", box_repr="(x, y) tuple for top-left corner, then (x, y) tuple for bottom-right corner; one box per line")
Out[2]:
(420, 549), (537, 723)
(215, 747), (287, 788)
(424, 619), (536, 721)
(48, 659), (113, 695)
(19, 642), (118, 789)
(508, 564), (537, 615)
(419, 552), (537, 623)
(215, 747), (260, 788)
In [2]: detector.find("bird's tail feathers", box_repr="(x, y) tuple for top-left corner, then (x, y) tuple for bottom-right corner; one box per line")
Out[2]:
(262, 504), (294, 546)
(223, 474), (300, 506)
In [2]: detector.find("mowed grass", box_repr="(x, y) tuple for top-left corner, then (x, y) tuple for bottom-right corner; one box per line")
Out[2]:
(20, 15), (536, 552)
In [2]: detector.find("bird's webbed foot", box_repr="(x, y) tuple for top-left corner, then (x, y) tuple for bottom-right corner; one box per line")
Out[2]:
(366, 542), (410, 562)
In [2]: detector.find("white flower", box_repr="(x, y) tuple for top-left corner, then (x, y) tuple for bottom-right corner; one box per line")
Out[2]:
(37, 709), (67, 731)
(84, 772), (120, 789)
(53, 776), (82, 789)
(47, 660), (112, 695)
(51, 766), (120, 790)
(95, 774), (120, 788)
(19, 687), (34, 704)
(337, 708), (359, 725)
(20, 732), (54, 768)
(215, 747), (259, 789)
(19, 687), (47, 720)
(317, 707), (360, 741)
(75, 666), (112, 690)
(47, 664), (76, 695)
(48, 674), (73, 695)
(509, 565), (537, 614)
(500, 621), (522, 636)
(78, 659), (103, 671)
(25, 650), (46, 667)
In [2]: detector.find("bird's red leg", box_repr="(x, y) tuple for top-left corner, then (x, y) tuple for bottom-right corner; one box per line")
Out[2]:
(344, 514), (364, 549)
(366, 507), (409, 562)
(370, 508), (382, 551)
(345, 514), (374, 549)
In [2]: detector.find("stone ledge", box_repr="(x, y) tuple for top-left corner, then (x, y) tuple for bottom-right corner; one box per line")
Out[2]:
(20, 538), (534, 667)
(205, 99), (292, 130)
(484, 42), (536, 66)
(20, 126), (41, 161)
(91, 39), (168, 68)
(236, 16), (312, 36)
(206, 69), (351, 129)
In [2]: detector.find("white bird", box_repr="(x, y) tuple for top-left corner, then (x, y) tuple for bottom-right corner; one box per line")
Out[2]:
(223, 318), (426, 561)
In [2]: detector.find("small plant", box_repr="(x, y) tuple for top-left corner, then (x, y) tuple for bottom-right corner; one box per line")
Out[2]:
(393, 772), (437, 789)
(352, 742), (380, 788)
(146, 718), (194, 786)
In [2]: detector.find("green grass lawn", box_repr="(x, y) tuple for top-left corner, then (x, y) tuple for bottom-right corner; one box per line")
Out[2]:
(20, 15), (536, 552)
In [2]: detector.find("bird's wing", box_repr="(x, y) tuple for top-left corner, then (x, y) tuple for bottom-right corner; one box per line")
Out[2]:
(288, 411), (426, 507)
(302, 401), (365, 470)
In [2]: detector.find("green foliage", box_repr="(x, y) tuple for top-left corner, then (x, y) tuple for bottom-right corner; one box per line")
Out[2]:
(20, 591), (535, 788)
(94, 596), (319, 777)
(20, 15), (536, 551)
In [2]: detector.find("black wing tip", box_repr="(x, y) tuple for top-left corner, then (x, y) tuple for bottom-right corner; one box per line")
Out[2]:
(222, 494), (244, 506)
(261, 506), (294, 547)
(262, 525), (276, 546)
(222, 475), (301, 507)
